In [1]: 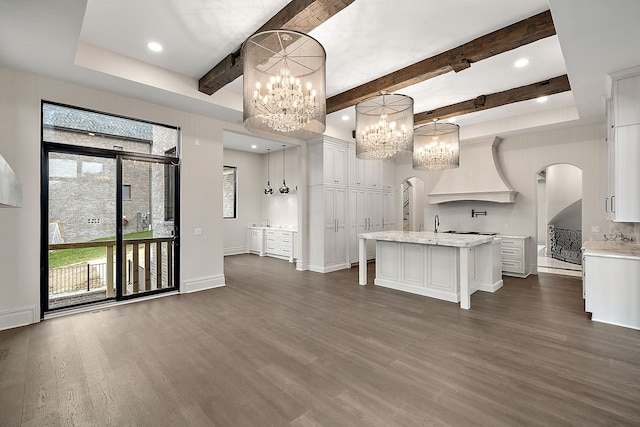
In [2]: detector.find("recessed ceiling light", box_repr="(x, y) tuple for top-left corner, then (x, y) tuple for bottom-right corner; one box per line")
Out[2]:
(147, 42), (163, 52)
(536, 96), (548, 103)
(251, 144), (257, 149)
(514, 58), (529, 68)
(341, 115), (350, 121)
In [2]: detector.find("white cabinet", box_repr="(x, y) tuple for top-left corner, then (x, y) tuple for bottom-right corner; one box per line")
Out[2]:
(382, 190), (396, 231)
(265, 229), (295, 262)
(606, 66), (640, 222)
(309, 139), (348, 186)
(348, 187), (385, 263)
(610, 125), (640, 221)
(249, 227), (264, 255)
(323, 142), (347, 185)
(348, 145), (381, 189)
(323, 185), (348, 268)
(614, 73), (640, 127)
(500, 235), (530, 277)
(583, 254), (640, 330)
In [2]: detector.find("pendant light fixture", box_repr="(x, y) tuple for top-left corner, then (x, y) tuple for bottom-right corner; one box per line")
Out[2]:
(279, 145), (290, 194)
(243, 30), (326, 140)
(413, 120), (460, 171)
(264, 149), (273, 194)
(355, 92), (414, 161)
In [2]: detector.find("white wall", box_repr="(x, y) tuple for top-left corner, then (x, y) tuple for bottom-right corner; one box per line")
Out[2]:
(396, 122), (608, 274)
(537, 180), (547, 245)
(263, 147), (299, 229)
(222, 148), (264, 255)
(0, 66), (234, 329)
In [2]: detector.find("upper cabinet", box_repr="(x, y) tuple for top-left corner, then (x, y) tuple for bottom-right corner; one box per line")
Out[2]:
(309, 138), (348, 186)
(615, 73), (640, 127)
(606, 66), (640, 222)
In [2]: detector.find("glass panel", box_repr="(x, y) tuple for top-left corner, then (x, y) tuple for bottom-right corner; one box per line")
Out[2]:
(121, 159), (176, 296)
(42, 102), (179, 156)
(223, 165), (237, 219)
(48, 153), (117, 309)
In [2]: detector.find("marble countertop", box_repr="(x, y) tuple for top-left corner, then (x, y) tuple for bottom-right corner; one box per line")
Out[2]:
(358, 230), (495, 248)
(582, 240), (640, 260)
(249, 226), (297, 232)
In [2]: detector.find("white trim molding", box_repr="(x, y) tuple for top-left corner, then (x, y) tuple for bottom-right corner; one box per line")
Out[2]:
(182, 274), (225, 293)
(0, 305), (37, 331)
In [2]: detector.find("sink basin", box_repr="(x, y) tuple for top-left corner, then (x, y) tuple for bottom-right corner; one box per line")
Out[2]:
(440, 230), (497, 236)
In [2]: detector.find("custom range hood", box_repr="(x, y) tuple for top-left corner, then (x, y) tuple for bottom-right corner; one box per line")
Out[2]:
(428, 136), (517, 204)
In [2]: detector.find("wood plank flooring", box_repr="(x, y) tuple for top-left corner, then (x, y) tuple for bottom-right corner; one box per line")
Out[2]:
(1, 254), (640, 426)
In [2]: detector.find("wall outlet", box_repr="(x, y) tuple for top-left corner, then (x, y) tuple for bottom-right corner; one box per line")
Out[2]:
(195, 138), (200, 146)
(591, 225), (600, 233)
(194, 228), (202, 236)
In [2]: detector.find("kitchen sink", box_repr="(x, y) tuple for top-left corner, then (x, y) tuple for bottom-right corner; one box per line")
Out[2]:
(440, 230), (497, 236)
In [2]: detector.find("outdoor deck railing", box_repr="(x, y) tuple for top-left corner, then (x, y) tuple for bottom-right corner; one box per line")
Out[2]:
(48, 237), (174, 297)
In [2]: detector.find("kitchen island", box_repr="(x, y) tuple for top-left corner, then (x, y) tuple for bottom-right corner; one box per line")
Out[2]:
(358, 231), (502, 309)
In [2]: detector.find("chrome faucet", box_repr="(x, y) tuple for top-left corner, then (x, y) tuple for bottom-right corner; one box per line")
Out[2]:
(434, 215), (439, 233)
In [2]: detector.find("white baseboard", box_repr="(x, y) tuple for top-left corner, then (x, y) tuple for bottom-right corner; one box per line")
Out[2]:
(0, 305), (38, 331)
(296, 260), (309, 271)
(224, 246), (248, 256)
(182, 274), (225, 293)
(308, 263), (350, 273)
(476, 279), (504, 293)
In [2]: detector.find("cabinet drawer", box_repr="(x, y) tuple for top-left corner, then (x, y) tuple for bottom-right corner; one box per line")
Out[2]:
(502, 259), (524, 273)
(501, 238), (524, 248)
(501, 247), (523, 258)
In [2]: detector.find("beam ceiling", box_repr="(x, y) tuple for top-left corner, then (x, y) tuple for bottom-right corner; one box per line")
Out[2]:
(326, 10), (556, 114)
(198, 0), (355, 95)
(413, 75), (571, 125)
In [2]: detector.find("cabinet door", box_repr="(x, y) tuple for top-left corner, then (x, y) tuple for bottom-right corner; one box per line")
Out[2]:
(382, 191), (396, 231)
(348, 146), (366, 187)
(613, 125), (640, 221)
(349, 188), (367, 263)
(324, 143), (347, 185)
(324, 186), (347, 265)
(615, 74), (640, 127)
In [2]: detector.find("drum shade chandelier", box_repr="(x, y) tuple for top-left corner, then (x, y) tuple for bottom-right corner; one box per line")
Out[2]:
(413, 121), (460, 171)
(243, 30), (326, 140)
(355, 92), (414, 161)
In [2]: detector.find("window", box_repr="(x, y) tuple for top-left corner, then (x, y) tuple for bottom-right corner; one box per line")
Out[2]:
(223, 166), (237, 219)
(122, 185), (131, 200)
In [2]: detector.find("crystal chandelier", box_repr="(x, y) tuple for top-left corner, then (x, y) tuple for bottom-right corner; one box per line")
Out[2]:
(253, 67), (318, 133)
(355, 93), (414, 161)
(243, 30), (326, 140)
(413, 121), (460, 171)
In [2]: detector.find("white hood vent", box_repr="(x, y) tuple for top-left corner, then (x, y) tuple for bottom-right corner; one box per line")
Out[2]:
(428, 136), (516, 204)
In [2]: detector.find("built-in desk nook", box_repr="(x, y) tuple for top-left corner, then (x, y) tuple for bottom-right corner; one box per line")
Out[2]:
(358, 231), (503, 309)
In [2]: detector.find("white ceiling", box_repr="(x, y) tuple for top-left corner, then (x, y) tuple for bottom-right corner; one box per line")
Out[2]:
(1, 0), (640, 153)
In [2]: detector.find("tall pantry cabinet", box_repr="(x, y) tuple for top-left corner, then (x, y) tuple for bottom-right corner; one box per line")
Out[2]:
(308, 138), (349, 272)
(605, 66), (640, 222)
(309, 137), (397, 272)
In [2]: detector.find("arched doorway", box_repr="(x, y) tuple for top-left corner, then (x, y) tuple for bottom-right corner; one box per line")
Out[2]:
(536, 164), (582, 276)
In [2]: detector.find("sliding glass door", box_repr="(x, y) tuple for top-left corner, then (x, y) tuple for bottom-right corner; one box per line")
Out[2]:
(41, 102), (180, 314)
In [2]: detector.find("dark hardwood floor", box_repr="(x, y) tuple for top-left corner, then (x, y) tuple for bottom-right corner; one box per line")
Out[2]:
(1, 254), (639, 426)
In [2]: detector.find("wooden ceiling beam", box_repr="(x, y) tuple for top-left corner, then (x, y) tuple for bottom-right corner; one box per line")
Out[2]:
(198, 0), (355, 95)
(413, 74), (571, 125)
(327, 10), (556, 113)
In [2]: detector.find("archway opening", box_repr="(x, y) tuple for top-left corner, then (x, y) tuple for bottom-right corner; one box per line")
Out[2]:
(536, 164), (583, 276)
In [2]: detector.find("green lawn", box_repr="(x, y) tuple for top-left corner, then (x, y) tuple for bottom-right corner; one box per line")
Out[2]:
(49, 230), (153, 268)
